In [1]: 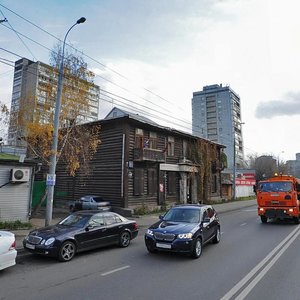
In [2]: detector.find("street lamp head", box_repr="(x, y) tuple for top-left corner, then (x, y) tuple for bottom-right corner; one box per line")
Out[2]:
(77, 17), (86, 24)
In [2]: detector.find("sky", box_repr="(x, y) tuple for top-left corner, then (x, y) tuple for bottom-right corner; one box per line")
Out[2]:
(0, 0), (299, 162)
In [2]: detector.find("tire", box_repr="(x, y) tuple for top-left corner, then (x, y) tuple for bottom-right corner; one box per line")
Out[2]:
(69, 205), (75, 212)
(261, 216), (268, 223)
(191, 238), (202, 259)
(119, 231), (131, 247)
(58, 241), (76, 262)
(212, 227), (221, 244)
(146, 245), (156, 253)
(294, 217), (300, 224)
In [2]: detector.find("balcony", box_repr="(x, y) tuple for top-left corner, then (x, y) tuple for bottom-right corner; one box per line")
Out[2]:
(134, 148), (165, 162)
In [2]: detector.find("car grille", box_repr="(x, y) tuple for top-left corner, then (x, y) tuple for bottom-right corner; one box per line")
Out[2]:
(27, 235), (43, 245)
(154, 232), (175, 242)
(265, 201), (287, 206)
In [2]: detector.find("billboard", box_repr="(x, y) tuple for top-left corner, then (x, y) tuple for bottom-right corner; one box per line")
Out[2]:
(235, 171), (256, 186)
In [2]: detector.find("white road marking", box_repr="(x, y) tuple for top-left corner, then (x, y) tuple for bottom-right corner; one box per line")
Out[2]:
(221, 225), (300, 300)
(240, 223), (247, 226)
(241, 209), (257, 212)
(101, 265), (130, 276)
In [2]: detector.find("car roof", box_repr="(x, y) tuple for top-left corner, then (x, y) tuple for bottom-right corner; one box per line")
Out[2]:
(73, 210), (117, 217)
(172, 204), (213, 210)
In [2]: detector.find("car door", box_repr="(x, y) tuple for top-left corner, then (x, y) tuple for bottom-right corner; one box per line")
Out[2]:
(201, 209), (215, 242)
(76, 213), (109, 250)
(103, 213), (124, 245)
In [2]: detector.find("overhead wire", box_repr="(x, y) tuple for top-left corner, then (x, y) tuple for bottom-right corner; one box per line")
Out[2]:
(0, 8), (36, 61)
(0, 24), (195, 134)
(0, 4), (247, 148)
(0, 3), (190, 119)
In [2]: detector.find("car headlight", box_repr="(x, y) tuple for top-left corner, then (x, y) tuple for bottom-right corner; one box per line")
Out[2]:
(45, 237), (55, 246)
(146, 229), (154, 236)
(178, 233), (193, 239)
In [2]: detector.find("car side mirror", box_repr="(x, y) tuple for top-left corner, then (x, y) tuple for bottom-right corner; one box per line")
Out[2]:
(86, 224), (94, 231)
(159, 215), (164, 220)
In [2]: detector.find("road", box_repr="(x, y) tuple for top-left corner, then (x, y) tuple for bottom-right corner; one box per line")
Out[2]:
(1, 205), (300, 300)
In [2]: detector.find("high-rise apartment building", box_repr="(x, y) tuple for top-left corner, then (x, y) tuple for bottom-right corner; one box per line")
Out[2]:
(8, 58), (100, 146)
(192, 84), (244, 170)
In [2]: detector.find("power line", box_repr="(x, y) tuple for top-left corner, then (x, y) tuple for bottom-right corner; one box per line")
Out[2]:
(0, 9), (36, 61)
(0, 3), (190, 115)
(0, 9), (194, 135)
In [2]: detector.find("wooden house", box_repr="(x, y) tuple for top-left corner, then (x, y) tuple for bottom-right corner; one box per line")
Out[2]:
(55, 108), (225, 214)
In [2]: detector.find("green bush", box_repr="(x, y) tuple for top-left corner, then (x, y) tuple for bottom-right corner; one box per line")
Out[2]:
(0, 220), (33, 230)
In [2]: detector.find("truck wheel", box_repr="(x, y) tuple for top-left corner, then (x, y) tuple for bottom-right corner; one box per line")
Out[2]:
(261, 216), (268, 223)
(293, 217), (300, 224)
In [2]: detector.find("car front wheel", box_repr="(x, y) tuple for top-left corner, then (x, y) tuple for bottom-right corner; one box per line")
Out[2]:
(191, 238), (202, 259)
(58, 241), (76, 262)
(119, 231), (131, 247)
(212, 227), (221, 244)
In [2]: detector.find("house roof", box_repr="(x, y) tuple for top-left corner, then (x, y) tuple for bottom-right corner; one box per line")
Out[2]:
(96, 106), (225, 149)
(104, 107), (159, 126)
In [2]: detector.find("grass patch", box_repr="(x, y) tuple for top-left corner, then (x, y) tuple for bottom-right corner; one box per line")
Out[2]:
(133, 204), (168, 216)
(0, 220), (33, 230)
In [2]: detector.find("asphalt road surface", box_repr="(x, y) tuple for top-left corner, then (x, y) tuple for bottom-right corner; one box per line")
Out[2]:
(1, 205), (300, 300)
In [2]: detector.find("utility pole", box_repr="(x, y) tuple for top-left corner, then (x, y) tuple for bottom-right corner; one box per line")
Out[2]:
(45, 17), (86, 226)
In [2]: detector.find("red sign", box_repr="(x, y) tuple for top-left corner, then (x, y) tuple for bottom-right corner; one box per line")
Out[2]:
(236, 172), (256, 186)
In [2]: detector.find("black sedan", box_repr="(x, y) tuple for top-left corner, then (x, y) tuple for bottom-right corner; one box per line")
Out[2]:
(145, 204), (220, 258)
(23, 211), (139, 262)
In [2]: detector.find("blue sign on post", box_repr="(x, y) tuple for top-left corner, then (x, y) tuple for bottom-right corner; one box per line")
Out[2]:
(46, 174), (56, 186)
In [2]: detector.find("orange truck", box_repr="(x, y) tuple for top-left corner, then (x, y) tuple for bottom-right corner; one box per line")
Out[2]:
(256, 174), (300, 224)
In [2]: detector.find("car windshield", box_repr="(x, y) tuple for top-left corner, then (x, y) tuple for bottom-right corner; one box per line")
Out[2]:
(58, 214), (90, 228)
(93, 197), (104, 202)
(163, 208), (200, 223)
(259, 181), (293, 192)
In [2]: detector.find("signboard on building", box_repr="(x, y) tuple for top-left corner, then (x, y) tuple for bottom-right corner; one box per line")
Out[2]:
(235, 171), (256, 186)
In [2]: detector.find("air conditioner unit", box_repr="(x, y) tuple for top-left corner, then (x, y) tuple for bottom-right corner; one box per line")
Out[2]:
(11, 168), (30, 182)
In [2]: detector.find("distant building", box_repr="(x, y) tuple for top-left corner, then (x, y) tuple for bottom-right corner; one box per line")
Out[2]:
(8, 58), (100, 146)
(192, 84), (244, 170)
(286, 153), (300, 178)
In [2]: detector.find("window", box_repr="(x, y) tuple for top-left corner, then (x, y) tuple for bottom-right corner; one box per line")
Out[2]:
(104, 214), (116, 225)
(134, 168), (144, 195)
(149, 132), (157, 149)
(212, 175), (217, 193)
(89, 214), (105, 227)
(135, 128), (144, 148)
(148, 169), (157, 196)
(167, 136), (174, 156)
(167, 172), (176, 195)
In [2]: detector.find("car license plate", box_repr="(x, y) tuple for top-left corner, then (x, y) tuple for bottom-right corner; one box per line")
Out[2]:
(271, 194), (279, 197)
(156, 243), (171, 249)
(26, 243), (35, 250)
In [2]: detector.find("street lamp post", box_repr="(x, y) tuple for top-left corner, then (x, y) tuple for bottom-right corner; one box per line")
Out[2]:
(45, 17), (86, 226)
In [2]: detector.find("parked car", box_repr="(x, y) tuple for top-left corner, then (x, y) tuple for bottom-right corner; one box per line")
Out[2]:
(23, 211), (139, 262)
(0, 231), (17, 271)
(144, 204), (220, 258)
(69, 195), (111, 212)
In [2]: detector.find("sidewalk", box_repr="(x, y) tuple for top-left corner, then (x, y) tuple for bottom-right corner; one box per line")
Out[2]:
(13, 199), (257, 253)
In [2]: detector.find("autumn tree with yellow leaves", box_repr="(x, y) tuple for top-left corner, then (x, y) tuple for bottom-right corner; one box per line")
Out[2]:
(15, 46), (101, 176)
